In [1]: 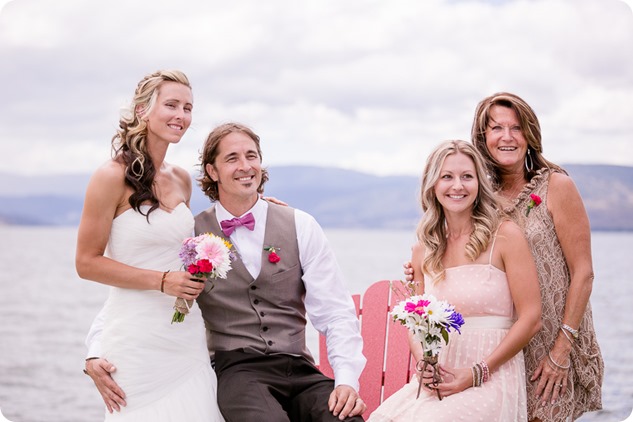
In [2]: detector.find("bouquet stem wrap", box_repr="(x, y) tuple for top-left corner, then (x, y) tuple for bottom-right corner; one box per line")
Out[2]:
(172, 298), (194, 323)
(416, 354), (442, 400)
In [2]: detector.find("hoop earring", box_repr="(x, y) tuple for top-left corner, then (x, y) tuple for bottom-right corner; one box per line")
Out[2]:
(131, 156), (144, 179)
(525, 149), (534, 172)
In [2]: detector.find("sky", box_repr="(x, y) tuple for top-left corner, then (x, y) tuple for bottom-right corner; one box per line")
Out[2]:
(1, 0), (632, 177)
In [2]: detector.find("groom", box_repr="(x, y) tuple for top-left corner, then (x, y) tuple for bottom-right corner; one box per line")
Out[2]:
(193, 122), (366, 421)
(86, 122), (367, 421)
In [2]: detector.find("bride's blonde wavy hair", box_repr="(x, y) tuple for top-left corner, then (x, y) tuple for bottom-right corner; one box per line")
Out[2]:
(111, 70), (191, 217)
(416, 140), (500, 284)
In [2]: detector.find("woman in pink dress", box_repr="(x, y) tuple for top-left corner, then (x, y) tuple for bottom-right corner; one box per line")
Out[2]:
(404, 93), (603, 421)
(370, 140), (542, 421)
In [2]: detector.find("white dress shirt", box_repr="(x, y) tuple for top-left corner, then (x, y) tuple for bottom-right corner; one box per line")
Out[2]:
(86, 199), (365, 390)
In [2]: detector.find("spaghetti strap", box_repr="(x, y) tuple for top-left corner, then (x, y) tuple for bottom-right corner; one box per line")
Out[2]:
(488, 226), (501, 265)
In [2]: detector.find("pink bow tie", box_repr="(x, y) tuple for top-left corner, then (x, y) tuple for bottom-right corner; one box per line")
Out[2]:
(220, 212), (255, 236)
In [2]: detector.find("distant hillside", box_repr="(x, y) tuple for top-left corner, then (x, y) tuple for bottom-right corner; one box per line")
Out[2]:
(562, 165), (633, 231)
(1, 164), (632, 230)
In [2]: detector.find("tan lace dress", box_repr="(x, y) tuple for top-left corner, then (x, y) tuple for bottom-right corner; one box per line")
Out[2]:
(505, 168), (604, 421)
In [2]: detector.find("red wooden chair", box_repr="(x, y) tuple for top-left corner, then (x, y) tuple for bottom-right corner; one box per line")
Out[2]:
(319, 280), (414, 419)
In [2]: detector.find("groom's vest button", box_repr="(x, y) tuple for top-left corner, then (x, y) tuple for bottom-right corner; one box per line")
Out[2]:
(250, 285), (257, 290)
(260, 311), (266, 317)
(262, 326), (269, 332)
(267, 340), (274, 346)
(253, 299), (260, 305)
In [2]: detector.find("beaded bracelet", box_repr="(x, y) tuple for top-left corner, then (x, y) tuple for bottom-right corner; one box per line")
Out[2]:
(472, 363), (483, 387)
(160, 270), (170, 293)
(548, 351), (571, 370)
(479, 360), (490, 383)
(561, 324), (579, 340)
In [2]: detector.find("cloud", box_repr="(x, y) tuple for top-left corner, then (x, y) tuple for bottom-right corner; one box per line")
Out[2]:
(0, 0), (632, 177)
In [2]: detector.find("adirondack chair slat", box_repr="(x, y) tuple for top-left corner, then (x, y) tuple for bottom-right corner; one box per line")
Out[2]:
(318, 280), (413, 420)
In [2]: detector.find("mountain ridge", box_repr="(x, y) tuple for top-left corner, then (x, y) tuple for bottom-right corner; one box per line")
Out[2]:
(1, 164), (632, 230)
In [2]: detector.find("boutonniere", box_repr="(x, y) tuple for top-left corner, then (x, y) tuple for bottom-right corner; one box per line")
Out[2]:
(264, 246), (281, 263)
(526, 193), (542, 216)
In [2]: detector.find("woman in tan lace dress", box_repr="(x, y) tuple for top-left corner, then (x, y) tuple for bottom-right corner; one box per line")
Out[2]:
(470, 92), (603, 421)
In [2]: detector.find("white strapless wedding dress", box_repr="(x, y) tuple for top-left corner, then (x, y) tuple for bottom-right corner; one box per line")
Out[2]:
(101, 203), (224, 421)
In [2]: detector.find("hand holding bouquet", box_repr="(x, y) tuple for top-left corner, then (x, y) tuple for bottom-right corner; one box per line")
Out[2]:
(172, 233), (232, 323)
(391, 292), (464, 399)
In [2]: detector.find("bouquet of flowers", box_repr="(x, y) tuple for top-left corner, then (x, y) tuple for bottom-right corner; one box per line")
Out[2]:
(391, 293), (464, 399)
(172, 233), (233, 323)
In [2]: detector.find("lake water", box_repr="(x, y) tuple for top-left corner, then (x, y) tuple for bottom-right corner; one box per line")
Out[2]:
(0, 226), (631, 422)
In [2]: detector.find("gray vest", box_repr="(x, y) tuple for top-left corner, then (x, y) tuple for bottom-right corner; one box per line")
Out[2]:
(194, 203), (313, 362)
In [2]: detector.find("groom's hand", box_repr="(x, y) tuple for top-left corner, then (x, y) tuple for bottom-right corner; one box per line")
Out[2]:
(328, 384), (366, 420)
(85, 358), (126, 413)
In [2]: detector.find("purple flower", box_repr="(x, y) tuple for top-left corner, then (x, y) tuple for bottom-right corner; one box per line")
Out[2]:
(446, 310), (465, 334)
(178, 238), (199, 267)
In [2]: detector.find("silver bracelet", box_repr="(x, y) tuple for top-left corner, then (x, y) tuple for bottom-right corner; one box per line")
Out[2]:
(560, 327), (574, 344)
(561, 323), (579, 339)
(548, 351), (571, 370)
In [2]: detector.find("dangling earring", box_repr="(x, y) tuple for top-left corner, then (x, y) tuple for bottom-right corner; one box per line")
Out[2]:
(525, 149), (534, 172)
(131, 156), (144, 179)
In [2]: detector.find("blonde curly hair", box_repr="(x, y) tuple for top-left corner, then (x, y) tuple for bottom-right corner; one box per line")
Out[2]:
(111, 70), (191, 217)
(416, 140), (500, 283)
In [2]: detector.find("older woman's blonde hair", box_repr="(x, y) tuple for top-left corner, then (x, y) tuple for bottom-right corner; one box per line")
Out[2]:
(416, 140), (500, 283)
(471, 92), (565, 189)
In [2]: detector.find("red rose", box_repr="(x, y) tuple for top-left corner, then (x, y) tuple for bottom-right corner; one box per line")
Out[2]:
(187, 263), (199, 274)
(526, 193), (542, 216)
(268, 251), (281, 263)
(530, 194), (542, 206)
(197, 259), (213, 273)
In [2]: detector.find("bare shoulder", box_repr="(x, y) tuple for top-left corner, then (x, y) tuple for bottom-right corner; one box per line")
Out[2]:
(411, 240), (425, 258)
(83, 159), (129, 215)
(499, 219), (523, 236)
(169, 163), (193, 190)
(171, 164), (191, 181)
(496, 219), (525, 243)
(547, 171), (584, 211)
(548, 171), (580, 197)
(89, 160), (126, 191)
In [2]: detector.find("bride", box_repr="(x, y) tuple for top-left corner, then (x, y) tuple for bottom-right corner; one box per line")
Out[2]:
(75, 70), (224, 421)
